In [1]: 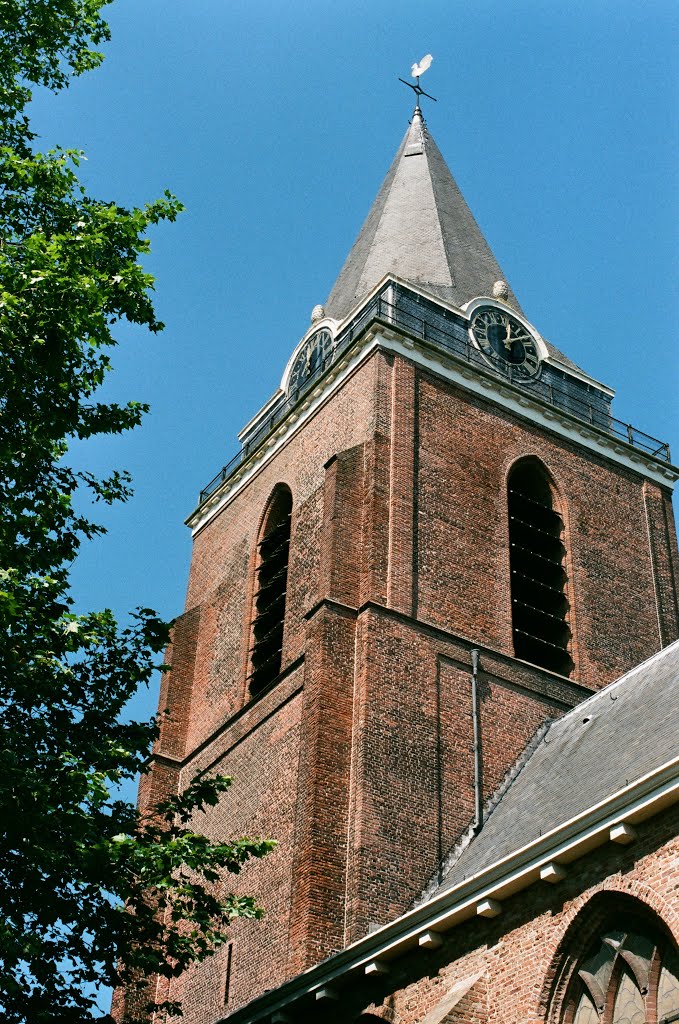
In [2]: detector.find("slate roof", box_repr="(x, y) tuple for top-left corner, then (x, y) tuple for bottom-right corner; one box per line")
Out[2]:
(433, 639), (679, 896)
(325, 108), (521, 319)
(325, 107), (580, 371)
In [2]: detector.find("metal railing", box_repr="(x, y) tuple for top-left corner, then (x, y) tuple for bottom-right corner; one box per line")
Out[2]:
(197, 284), (671, 506)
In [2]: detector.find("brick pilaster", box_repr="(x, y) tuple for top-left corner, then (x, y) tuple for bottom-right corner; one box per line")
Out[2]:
(387, 355), (417, 616)
(287, 601), (357, 973)
(643, 481), (679, 647)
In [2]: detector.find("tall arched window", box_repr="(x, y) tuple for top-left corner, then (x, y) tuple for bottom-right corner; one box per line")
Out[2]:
(247, 486), (292, 697)
(507, 459), (572, 676)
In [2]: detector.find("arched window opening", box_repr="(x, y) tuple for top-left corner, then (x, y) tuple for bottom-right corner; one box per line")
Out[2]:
(247, 487), (292, 697)
(564, 928), (679, 1023)
(508, 460), (572, 676)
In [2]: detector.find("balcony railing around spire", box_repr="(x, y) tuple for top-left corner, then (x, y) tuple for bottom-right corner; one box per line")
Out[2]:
(197, 284), (672, 506)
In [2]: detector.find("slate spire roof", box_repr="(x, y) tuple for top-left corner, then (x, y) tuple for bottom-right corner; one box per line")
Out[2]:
(325, 106), (522, 320)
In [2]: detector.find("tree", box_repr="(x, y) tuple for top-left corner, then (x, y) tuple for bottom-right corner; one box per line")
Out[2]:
(0, 3), (274, 1021)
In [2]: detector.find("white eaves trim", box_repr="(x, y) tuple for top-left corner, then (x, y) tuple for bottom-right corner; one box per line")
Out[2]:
(226, 754), (679, 1023)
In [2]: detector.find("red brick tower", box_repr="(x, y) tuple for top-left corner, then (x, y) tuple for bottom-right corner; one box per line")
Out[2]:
(137, 106), (679, 1022)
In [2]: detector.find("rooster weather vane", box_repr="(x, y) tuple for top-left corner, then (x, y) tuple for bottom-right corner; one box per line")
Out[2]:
(399, 53), (437, 107)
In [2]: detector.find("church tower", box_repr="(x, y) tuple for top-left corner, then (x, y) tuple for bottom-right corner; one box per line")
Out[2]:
(134, 104), (679, 1022)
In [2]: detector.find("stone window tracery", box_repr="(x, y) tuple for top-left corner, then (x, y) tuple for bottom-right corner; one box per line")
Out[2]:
(565, 929), (679, 1024)
(658, 953), (679, 1019)
(573, 992), (598, 1024)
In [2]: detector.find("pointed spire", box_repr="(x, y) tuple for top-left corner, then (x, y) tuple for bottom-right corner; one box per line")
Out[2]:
(325, 109), (522, 320)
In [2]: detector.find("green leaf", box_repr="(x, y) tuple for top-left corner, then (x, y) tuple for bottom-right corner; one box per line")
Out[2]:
(0, 5), (272, 1022)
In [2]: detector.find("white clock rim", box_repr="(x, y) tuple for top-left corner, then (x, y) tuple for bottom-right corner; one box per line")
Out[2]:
(280, 320), (338, 394)
(464, 296), (548, 366)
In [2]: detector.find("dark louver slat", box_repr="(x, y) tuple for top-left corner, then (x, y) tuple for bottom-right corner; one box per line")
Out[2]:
(249, 490), (292, 697)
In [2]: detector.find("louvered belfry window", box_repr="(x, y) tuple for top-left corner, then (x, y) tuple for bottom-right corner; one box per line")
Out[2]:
(508, 460), (572, 676)
(248, 487), (292, 697)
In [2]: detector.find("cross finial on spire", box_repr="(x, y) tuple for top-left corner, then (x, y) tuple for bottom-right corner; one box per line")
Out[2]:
(398, 53), (437, 111)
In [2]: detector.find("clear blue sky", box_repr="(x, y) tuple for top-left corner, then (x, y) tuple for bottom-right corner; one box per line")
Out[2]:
(29, 1), (678, 768)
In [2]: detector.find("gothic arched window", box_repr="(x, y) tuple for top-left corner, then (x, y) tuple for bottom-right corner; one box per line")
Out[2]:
(507, 459), (572, 676)
(565, 929), (679, 1023)
(247, 486), (292, 697)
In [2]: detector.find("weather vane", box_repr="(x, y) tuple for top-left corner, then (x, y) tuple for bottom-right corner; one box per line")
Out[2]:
(399, 54), (437, 107)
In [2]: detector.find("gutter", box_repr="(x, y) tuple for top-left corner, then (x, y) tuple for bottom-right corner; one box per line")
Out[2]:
(221, 754), (679, 1022)
(470, 648), (483, 832)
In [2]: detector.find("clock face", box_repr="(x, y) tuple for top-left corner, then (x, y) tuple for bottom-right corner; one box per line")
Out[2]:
(469, 306), (541, 380)
(288, 328), (334, 395)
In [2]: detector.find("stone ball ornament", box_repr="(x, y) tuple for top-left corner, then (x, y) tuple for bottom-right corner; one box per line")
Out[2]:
(492, 280), (509, 301)
(311, 304), (325, 324)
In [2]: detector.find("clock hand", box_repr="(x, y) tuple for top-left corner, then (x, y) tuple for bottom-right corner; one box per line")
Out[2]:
(503, 321), (513, 351)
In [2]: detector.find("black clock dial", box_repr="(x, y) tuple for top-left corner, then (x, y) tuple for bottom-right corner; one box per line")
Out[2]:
(288, 328), (334, 395)
(470, 306), (541, 380)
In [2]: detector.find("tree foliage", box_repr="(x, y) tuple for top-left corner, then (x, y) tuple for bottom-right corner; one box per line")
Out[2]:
(0, 3), (274, 1021)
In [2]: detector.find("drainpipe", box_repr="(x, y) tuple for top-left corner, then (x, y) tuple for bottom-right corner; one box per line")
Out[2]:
(471, 649), (483, 832)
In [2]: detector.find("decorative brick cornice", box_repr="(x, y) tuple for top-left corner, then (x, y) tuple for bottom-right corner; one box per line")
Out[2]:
(189, 323), (677, 535)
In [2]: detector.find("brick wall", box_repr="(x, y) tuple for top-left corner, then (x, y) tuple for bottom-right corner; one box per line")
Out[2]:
(179, 353), (384, 754)
(167, 349), (677, 765)
(413, 367), (675, 685)
(170, 664), (305, 1021)
(122, 345), (678, 1020)
(340, 605), (587, 946)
